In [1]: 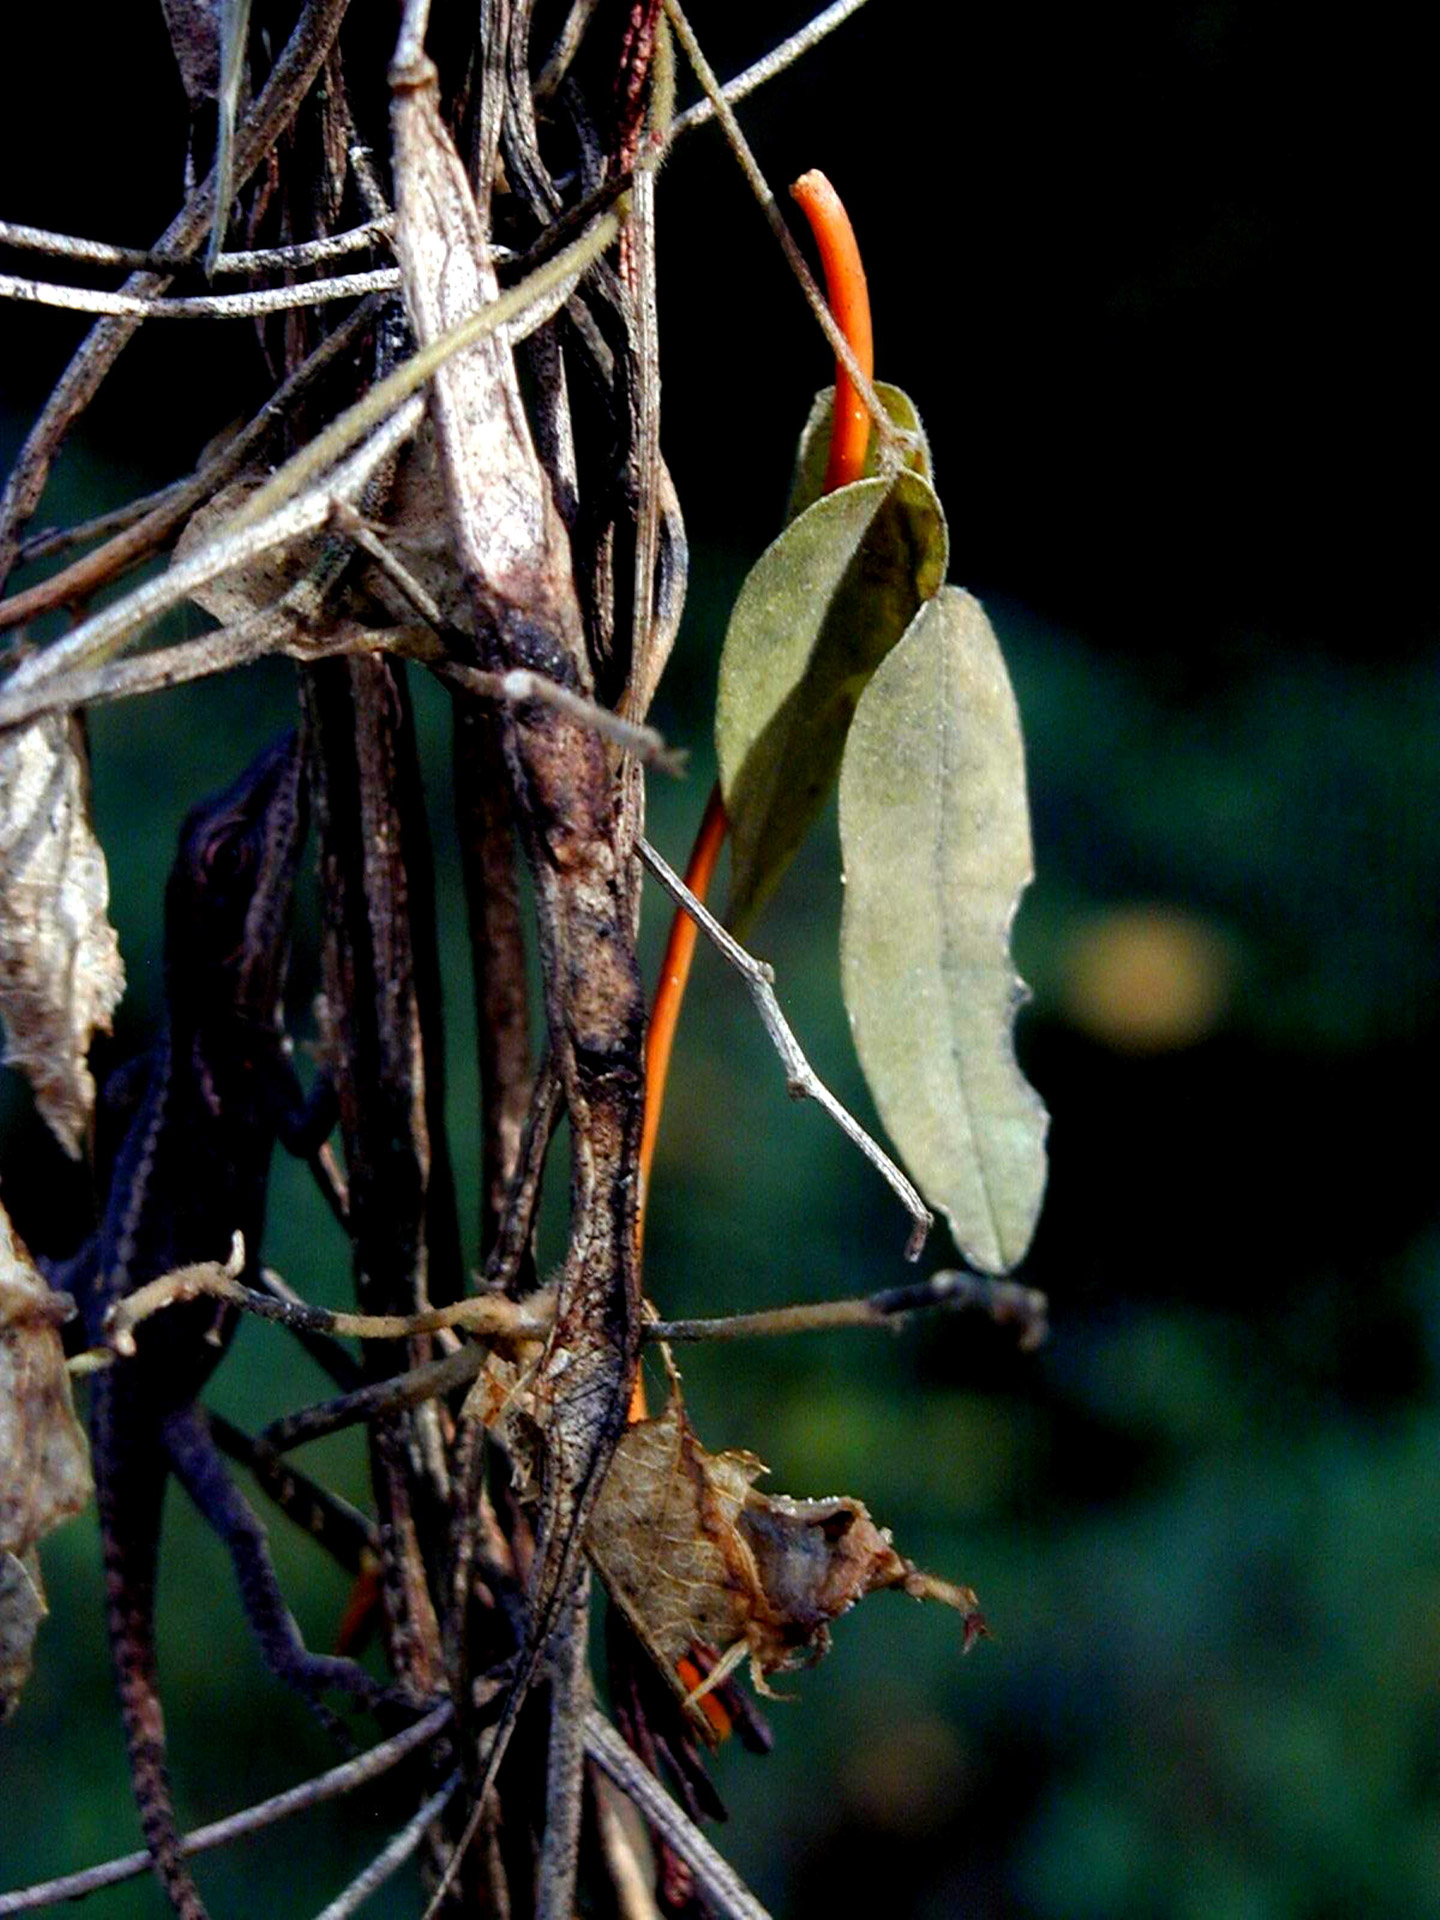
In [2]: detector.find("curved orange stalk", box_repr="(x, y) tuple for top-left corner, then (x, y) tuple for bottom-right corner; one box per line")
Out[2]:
(631, 174), (873, 1451)
(629, 781), (729, 1422)
(638, 781), (730, 1240)
(675, 1651), (737, 1743)
(790, 169), (874, 490)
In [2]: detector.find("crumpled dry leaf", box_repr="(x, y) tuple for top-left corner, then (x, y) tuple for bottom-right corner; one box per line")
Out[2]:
(363, 421), (476, 637)
(0, 1201), (92, 1557)
(0, 1201), (92, 1717)
(173, 475), (328, 626)
(0, 716), (125, 1157)
(0, 1549), (47, 1722)
(585, 1394), (983, 1742)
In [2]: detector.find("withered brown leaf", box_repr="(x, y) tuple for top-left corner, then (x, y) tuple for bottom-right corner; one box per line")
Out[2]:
(0, 1201), (92, 1557)
(0, 716), (124, 1157)
(0, 1200), (92, 1717)
(0, 1548), (47, 1722)
(173, 475), (327, 626)
(586, 1393), (984, 1742)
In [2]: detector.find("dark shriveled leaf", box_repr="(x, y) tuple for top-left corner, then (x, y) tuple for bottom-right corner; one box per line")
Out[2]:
(716, 471), (947, 933)
(0, 718), (125, 1157)
(839, 587), (1049, 1273)
(158, 0), (222, 108)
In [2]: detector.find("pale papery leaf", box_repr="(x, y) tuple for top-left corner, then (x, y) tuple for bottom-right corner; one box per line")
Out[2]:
(0, 1200), (91, 1719)
(0, 716), (124, 1157)
(0, 1548), (47, 1722)
(839, 585), (1050, 1273)
(0, 1201), (92, 1557)
(361, 422), (477, 637)
(173, 475), (327, 625)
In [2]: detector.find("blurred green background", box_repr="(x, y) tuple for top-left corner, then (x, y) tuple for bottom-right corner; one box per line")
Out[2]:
(2, 4), (1436, 1916)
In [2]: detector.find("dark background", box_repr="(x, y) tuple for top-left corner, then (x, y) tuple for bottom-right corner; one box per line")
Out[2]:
(3, 4), (1437, 1915)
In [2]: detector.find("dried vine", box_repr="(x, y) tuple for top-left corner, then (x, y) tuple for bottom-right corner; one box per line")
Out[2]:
(0, 5), (1050, 1917)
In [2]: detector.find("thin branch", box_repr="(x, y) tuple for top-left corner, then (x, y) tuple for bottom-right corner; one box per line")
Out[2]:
(653, 1268), (1050, 1352)
(0, 392), (427, 702)
(667, 0), (871, 141)
(638, 836), (931, 1257)
(311, 1775), (461, 1920)
(660, 0), (900, 464)
(0, 614), (434, 740)
(0, 0), (354, 583)
(534, 0), (605, 100)
(584, 1712), (772, 1920)
(483, 1059), (563, 1296)
(0, 294), (383, 631)
(437, 662), (685, 773)
(204, 1264), (1038, 1469)
(535, 1574), (591, 1920)
(99, 1237), (554, 1357)
(209, 1413), (381, 1573)
(0, 608), (296, 736)
(592, 1773), (663, 1920)
(13, 485), (192, 569)
(390, 0), (434, 81)
(0, 266), (400, 320)
(325, 500), (448, 625)
(0, 215), (392, 276)
(259, 1346), (494, 1456)
(228, 204), (620, 533)
(0, 1705), (454, 1916)
(236, 1271), (1039, 1517)
(320, 517), (662, 787)
(253, 1265), (364, 1391)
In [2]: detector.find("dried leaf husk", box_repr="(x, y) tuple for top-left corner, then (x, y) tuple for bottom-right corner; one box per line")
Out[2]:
(173, 475), (329, 627)
(0, 717), (124, 1157)
(839, 585), (1049, 1273)
(586, 1394), (983, 1743)
(0, 1202), (92, 1718)
(716, 469), (947, 934)
(0, 1549), (47, 1722)
(0, 1203), (92, 1556)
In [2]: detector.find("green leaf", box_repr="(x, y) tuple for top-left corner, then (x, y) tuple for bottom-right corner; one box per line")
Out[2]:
(716, 470), (948, 932)
(785, 382), (933, 525)
(839, 586), (1049, 1273)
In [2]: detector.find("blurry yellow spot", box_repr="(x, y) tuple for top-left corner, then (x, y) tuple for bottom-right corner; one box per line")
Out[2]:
(1061, 904), (1234, 1052)
(841, 1715), (968, 1834)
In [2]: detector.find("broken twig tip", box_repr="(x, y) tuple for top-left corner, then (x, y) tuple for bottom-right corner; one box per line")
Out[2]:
(904, 1215), (931, 1263)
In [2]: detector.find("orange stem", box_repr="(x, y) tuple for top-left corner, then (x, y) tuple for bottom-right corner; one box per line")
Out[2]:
(632, 172), (872, 1438)
(638, 781), (730, 1240)
(790, 169), (875, 490)
(675, 1652), (737, 1743)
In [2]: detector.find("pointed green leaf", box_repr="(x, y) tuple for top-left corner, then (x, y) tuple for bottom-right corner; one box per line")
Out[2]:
(839, 586), (1049, 1273)
(785, 382), (933, 525)
(716, 470), (947, 932)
